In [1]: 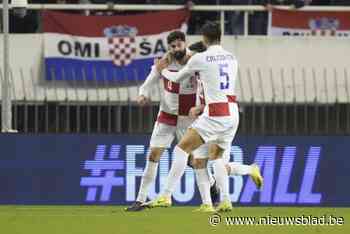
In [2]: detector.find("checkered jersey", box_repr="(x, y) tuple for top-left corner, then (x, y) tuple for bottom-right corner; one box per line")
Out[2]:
(161, 45), (238, 118)
(139, 60), (197, 126)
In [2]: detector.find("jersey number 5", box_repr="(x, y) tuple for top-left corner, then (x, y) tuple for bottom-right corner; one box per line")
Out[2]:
(219, 64), (229, 90)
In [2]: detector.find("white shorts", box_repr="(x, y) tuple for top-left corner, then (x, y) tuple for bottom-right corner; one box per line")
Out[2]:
(149, 116), (193, 148)
(191, 103), (239, 150)
(192, 143), (231, 164)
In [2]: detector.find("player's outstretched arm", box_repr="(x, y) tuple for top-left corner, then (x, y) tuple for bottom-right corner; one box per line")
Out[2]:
(157, 54), (200, 83)
(139, 65), (161, 99)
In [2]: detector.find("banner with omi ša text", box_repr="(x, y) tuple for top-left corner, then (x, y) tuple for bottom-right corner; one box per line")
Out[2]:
(43, 9), (189, 82)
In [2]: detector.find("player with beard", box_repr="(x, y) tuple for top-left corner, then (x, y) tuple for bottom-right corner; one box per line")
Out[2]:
(126, 31), (218, 211)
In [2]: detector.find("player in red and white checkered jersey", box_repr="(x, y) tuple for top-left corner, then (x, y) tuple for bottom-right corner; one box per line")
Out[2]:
(126, 31), (199, 212)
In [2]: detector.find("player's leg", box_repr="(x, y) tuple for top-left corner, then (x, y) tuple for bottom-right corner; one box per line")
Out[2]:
(209, 144), (232, 212)
(188, 154), (216, 188)
(191, 157), (216, 212)
(163, 128), (204, 198)
(126, 122), (175, 211)
(222, 143), (263, 189)
(191, 144), (220, 210)
(192, 158), (211, 205)
(212, 103), (240, 212)
(135, 147), (164, 203)
(126, 147), (164, 211)
(193, 158), (216, 212)
(226, 162), (251, 175)
(226, 162), (263, 189)
(148, 128), (204, 207)
(174, 117), (216, 211)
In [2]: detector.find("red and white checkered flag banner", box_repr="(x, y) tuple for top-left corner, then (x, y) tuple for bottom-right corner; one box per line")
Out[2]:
(268, 8), (350, 37)
(43, 9), (190, 80)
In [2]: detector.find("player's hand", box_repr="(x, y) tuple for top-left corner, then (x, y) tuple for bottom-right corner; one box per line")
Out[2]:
(182, 53), (192, 64)
(189, 106), (202, 119)
(137, 95), (149, 106)
(164, 51), (174, 65)
(154, 57), (169, 73)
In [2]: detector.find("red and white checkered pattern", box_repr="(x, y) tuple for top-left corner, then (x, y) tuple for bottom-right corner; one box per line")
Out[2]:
(108, 37), (137, 67)
(139, 60), (198, 126)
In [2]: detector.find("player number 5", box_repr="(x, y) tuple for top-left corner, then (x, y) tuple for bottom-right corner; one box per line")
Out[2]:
(219, 64), (229, 90)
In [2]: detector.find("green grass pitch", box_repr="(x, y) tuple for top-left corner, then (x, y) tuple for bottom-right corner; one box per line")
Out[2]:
(0, 206), (349, 234)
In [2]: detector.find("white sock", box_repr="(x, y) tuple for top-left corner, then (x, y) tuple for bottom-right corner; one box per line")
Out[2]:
(195, 169), (212, 206)
(136, 160), (158, 202)
(228, 162), (253, 176)
(212, 158), (230, 202)
(163, 146), (189, 197)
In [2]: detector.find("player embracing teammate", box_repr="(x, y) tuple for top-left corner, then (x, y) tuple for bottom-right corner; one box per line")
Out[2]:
(126, 22), (263, 213)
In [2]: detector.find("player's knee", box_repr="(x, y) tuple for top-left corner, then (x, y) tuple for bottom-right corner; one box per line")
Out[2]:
(192, 159), (207, 169)
(177, 141), (192, 154)
(178, 128), (204, 153)
(148, 147), (163, 162)
(209, 144), (224, 160)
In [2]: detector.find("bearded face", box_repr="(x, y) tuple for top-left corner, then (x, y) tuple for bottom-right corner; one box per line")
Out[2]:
(168, 39), (187, 62)
(173, 50), (186, 60)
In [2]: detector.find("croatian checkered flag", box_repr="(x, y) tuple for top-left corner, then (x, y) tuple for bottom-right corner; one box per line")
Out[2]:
(104, 26), (138, 67)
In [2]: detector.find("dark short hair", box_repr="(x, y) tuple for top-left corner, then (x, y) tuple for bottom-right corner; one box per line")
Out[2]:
(188, 41), (207, 53)
(167, 31), (186, 44)
(201, 22), (221, 44)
